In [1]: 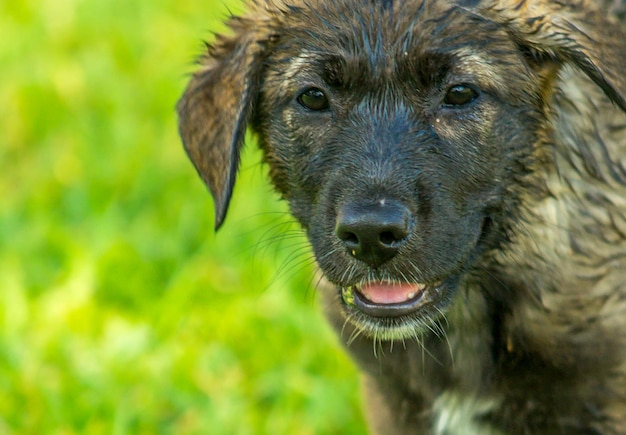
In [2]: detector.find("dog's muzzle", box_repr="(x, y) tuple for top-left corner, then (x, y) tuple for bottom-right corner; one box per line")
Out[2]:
(333, 198), (444, 319)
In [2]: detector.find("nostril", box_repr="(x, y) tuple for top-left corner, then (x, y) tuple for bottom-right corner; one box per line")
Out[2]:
(338, 230), (359, 246)
(379, 231), (397, 246)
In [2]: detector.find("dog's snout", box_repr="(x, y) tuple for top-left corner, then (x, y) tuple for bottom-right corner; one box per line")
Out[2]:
(335, 200), (411, 267)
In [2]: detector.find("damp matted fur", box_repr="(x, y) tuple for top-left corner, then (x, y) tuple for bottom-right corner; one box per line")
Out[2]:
(178, 1), (626, 433)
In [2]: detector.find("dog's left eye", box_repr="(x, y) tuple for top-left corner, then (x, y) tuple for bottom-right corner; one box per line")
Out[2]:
(297, 88), (330, 111)
(443, 85), (479, 106)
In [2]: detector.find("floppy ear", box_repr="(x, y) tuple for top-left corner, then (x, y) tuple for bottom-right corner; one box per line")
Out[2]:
(481, 0), (626, 112)
(177, 17), (270, 230)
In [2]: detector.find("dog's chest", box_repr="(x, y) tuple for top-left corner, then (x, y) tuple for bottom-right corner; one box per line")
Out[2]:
(433, 391), (503, 435)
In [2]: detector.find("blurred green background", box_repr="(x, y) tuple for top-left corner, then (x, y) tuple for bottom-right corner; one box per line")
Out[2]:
(0, 0), (366, 433)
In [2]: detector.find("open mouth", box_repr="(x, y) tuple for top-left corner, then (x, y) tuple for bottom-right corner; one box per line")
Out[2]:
(341, 280), (443, 318)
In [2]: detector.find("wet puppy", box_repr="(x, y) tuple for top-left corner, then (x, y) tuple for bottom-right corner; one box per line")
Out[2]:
(178, 0), (626, 433)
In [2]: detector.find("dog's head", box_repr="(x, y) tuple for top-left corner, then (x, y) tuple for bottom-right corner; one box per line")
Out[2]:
(178, 0), (626, 340)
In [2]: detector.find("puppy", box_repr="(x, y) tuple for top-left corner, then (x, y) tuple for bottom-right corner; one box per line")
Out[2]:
(178, 0), (626, 433)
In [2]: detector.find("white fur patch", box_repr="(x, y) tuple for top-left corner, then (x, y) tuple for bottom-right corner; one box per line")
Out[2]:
(433, 391), (504, 435)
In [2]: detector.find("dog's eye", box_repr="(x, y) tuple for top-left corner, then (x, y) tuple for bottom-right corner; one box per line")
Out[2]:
(297, 88), (330, 111)
(443, 85), (478, 106)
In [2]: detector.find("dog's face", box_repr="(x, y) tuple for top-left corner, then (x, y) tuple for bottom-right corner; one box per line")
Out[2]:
(255, 2), (544, 338)
(178, 0), (626, 340)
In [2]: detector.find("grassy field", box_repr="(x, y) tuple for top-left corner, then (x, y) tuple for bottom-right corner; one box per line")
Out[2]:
(0, 1), (366, 433)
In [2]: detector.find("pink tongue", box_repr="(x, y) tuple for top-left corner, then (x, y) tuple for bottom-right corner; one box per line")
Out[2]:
(359, 282), (423, 304)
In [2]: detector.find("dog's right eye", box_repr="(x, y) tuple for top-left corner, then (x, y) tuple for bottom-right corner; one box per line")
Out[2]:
(297, 88), (330, 111)
(443, 84), (479, 107)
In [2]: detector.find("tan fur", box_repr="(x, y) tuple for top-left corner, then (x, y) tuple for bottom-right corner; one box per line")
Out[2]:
(179, 1), (626, 433)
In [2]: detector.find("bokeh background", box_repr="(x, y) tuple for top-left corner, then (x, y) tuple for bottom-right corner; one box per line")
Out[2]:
(1, 1), (366, 433)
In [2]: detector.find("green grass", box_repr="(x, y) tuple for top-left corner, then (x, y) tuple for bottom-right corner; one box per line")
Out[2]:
(0, 1), (366, 433)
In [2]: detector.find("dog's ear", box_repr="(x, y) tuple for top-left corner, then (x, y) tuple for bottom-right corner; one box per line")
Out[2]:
(481, 0), (626, 112)
(177, 17), (270, 230)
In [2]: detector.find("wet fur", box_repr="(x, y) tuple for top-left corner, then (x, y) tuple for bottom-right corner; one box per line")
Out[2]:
(178, 1), (626, 433)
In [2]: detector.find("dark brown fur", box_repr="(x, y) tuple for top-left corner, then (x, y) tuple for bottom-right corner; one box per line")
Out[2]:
(178, 1), (626, 433)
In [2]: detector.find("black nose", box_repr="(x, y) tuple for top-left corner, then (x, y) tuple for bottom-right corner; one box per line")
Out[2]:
(335, 200), (412, 267)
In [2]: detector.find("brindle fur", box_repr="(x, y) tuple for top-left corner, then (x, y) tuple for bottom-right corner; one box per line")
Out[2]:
(178, 1), (626, 433)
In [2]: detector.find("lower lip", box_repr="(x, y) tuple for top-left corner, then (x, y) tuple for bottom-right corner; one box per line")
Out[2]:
(342, 283), (436, 318)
